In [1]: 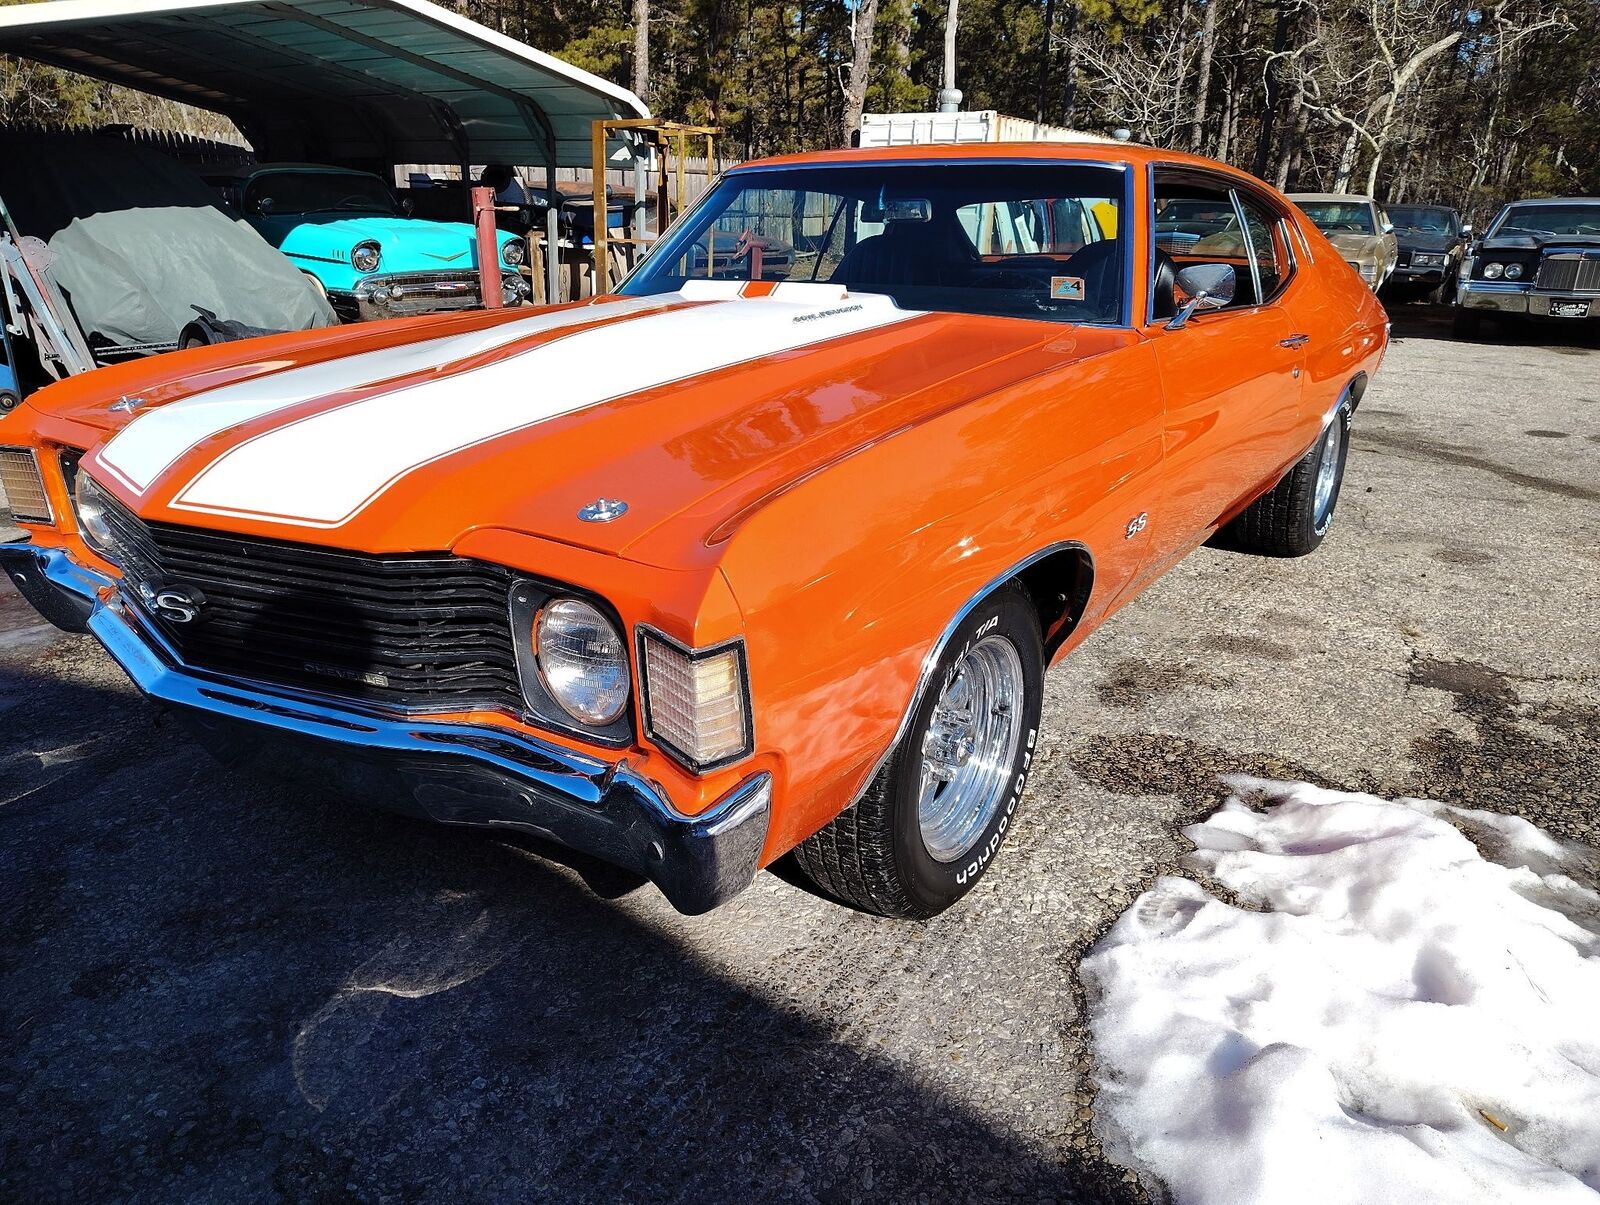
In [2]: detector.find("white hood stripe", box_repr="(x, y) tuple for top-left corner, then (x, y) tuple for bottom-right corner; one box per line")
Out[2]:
(170, 288), (920, 528)
(97, 295), (678, 493)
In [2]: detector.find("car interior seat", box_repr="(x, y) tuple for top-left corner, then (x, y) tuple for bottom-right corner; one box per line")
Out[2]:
(1151, 247), (1178, 320)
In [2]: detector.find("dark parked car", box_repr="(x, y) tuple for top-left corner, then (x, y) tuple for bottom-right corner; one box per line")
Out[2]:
(1384, 204), (1466, 302)
(1455, 197), (1600, 337)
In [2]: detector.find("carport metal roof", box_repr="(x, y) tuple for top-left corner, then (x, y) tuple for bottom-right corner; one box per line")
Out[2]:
(0, 0), (650, 170)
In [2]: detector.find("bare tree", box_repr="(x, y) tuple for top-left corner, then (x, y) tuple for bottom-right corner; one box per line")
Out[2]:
(841, 0), (882, 143)
(1278, 0), (1571, 194)
(1076, 21), (1196, 145)
(632, 0), (649, 103)
(1187, 0), (1221, 151)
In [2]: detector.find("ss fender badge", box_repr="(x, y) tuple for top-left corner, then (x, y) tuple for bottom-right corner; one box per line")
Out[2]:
(1125, 512), (1149, 540)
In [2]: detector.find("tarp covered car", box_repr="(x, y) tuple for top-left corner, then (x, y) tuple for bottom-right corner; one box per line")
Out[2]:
(0, 131), (336, 359)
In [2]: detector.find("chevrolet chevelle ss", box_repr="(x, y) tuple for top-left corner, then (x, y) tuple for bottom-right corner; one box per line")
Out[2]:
(0, 144), (1386, 917)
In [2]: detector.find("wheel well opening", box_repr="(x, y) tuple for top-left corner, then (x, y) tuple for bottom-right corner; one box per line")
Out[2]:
(1347, 371), (1370, 411)
(1015, 546), (1094, 658)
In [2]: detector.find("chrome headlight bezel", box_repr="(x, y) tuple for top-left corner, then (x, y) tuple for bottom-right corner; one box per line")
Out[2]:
(1482, 261), (1504, 280)
(71, 470), (123, 562)
(351, 241), (382, 273)
(501, 238), (526, 267)
(1504, 262), (1524, 280)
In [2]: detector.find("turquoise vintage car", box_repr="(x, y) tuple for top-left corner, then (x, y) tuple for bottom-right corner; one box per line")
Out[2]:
(207, 164), (530, 322)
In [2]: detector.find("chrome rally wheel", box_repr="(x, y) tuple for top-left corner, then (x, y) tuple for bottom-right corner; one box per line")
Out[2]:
(917, 635), (1025, 862)
(1312, 410), (1345, 533)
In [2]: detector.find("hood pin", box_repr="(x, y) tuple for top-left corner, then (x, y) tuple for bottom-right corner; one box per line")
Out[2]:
(578, 498), (629, 523)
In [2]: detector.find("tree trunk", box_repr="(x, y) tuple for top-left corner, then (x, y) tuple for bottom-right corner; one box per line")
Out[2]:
(1280, 95), (1308, 189)
(631, 0), (649, 102)
(1035, 0), (1057, 124)
(1060, 2), (1079, 125)
(843, 0), (882, 144)
(1252, 0), (1293, 177)
(1187, 0), (1220, 153)
(943, 0), (961, 99)
(1332, 124), (1359, 192)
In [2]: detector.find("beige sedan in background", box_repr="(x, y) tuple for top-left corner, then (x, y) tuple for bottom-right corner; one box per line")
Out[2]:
(1289, 193), (1400, 291)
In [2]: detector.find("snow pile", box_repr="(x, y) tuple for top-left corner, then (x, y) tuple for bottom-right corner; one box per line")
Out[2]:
(1083, 780), (1600, 1204)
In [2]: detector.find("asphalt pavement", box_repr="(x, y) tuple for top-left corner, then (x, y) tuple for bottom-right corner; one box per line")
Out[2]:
(1, 305), (1596, 1202)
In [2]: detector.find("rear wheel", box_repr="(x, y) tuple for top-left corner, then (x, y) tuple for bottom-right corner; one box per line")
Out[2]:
(792, 584), (1044, 918)
(1212, 399), (1352, 558)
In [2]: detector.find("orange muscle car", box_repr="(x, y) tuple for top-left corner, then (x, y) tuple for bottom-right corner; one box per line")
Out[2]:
(0, 144), (1387, 916)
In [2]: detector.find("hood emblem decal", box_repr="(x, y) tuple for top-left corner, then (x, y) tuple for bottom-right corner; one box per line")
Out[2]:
(423, 250), (467, 262)
(578, 498), (629, 523)
(110, 395), (145, 413)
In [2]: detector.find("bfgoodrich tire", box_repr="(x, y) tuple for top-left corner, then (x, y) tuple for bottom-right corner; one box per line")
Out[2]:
(791, 583), (1045, 918)
(1212, 399), (1352, 558)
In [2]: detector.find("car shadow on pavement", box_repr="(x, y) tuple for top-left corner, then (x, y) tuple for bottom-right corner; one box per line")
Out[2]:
(1384, 300), (1600, 350)
(0, 653), (1136, 1203)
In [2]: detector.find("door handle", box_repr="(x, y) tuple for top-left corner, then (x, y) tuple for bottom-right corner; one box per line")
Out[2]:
(1279, 333), (1311, 348)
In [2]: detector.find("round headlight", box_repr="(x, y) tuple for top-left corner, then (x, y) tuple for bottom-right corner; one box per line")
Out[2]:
(352, 241), (382, 273)
(1483, 262), (1504, 279)
(74, 472), (119, 560)
(502, 239), (526, 267)
(1504, 263), (1523, 280)
(535, 598), (630, 725)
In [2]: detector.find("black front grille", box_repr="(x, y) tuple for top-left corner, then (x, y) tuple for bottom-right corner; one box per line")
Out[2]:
(99, 494), (523, 714)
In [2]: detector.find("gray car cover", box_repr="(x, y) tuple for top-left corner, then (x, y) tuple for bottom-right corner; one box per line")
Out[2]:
(0, 131), (336, 351)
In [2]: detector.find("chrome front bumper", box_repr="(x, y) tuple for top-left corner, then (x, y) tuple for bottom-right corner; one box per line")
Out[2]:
(1, 538), (771, 914)
(340, 272), (532, 322)
(1458, 281), (1598, 319)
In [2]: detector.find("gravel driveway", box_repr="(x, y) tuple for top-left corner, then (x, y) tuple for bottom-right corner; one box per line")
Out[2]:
(2, 306), (1596, 1202)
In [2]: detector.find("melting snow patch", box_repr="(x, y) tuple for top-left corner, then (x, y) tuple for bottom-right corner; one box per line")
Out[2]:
(1083, 779), (1600, 1204)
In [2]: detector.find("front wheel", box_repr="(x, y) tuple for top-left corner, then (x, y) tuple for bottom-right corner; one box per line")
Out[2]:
(791, 583), (1044, 918)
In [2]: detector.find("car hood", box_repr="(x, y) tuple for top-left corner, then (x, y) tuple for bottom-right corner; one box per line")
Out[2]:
(61, 281), (1131, 566)
(1323, 231), (1384, 261)
(1395, 231), (1456, 253)
(1479, 232), (1600, 252)
(266, 214), (510, 265)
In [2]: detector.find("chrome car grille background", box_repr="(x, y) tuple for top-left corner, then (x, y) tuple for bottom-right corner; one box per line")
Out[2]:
(96, 493), (522, 714)
(1535, 252), (1600, 293)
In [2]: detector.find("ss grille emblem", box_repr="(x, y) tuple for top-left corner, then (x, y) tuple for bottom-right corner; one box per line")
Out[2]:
(137, 580), (206, 624)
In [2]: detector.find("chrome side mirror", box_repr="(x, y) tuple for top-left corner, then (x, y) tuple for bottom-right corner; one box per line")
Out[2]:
(1382, 221), (1395, 234)
(1166, 263), (1236, 330)
(1461, 223), (1473, 237)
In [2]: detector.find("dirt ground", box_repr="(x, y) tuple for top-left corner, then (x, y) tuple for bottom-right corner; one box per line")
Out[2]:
(1, 304), (1596, 1202)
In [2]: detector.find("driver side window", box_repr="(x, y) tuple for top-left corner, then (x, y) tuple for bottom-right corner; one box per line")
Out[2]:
(1152, 172), (1291, 316)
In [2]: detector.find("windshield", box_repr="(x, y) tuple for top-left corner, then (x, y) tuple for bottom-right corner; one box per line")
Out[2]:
(622, 163), (1128, 325)
(1491, 204), (1600, 238)
(1387, 206), (1455, 233)
(1294, 202), (1375, 235)
(245, 172), (398, 216)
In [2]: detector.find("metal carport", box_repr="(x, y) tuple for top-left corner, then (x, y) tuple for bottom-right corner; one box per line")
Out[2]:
(0, 0), (651, 301)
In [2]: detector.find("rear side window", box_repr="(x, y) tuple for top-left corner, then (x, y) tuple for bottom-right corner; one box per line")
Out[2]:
(1235, 193), (1291, 302)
